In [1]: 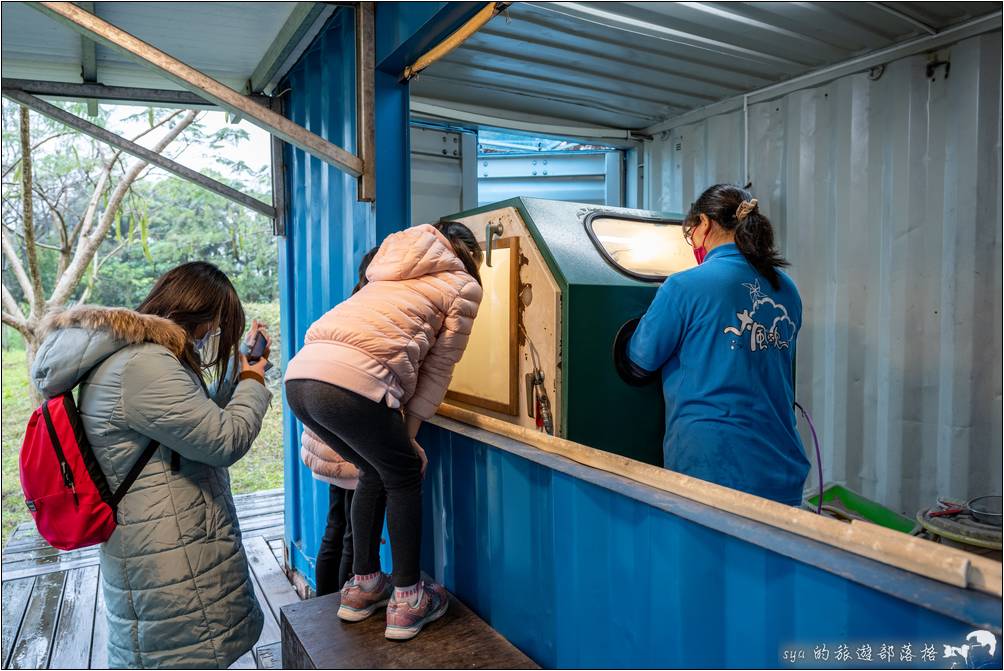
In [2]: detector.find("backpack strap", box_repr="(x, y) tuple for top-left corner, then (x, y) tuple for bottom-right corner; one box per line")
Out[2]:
(110, 439), (161, 510)
(39, 400), (76, 492)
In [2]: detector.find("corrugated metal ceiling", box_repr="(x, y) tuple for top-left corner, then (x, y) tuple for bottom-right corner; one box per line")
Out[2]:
(3, 1), (999, 134)
(410, 1), (1002, 130)
(0, 2), (299, 90)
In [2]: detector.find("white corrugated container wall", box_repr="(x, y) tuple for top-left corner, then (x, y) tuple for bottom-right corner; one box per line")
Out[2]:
(644, 32), (1002, 516)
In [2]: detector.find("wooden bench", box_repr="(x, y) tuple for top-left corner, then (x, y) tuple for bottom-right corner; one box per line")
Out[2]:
(280, 591), (538, 669)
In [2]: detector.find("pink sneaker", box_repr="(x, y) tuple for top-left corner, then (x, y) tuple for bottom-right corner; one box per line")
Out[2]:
(384, 581), (450, 640)
(337, 573), (393, 622)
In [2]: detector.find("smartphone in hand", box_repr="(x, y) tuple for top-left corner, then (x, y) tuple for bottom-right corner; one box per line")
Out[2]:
(248, 331), (268, 364)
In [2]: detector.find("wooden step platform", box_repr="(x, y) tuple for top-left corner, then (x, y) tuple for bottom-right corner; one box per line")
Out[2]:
(280, 591), (538, 669)
(1, 489), (293, 670)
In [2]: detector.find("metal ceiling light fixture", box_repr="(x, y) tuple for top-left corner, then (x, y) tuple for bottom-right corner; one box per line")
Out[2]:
(401, 2), (512, 82)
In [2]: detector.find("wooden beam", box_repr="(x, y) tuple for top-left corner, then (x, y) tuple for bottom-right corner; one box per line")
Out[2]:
(30, 1), (364, 178)
(437, 403), (1003, 598)
(355, 2), (375, 202)
(269, 96), (288, 236)
(402, 2), (510, 81)
(3, 88), (276, 219)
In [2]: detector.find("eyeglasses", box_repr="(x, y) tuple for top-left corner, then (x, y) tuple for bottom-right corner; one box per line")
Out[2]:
(682, 202), (698, 246)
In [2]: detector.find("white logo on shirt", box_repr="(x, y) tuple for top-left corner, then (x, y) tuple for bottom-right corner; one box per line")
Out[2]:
(723, 279), (796, 352)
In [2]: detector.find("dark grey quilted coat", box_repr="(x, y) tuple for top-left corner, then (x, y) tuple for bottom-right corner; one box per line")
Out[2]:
(30, 306), (270, 669)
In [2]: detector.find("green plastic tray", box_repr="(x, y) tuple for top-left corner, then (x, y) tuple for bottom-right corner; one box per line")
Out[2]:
(806, 483), (916, 534)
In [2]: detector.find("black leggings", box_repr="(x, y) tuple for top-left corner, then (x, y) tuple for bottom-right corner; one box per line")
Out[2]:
(286, 379), (423, 587)
(315, 485), (354, 596)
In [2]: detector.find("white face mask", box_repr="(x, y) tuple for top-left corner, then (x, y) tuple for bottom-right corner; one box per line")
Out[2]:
(194, 328), (221, 359)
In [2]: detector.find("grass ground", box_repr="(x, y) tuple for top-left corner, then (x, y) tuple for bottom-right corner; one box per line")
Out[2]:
(1, 343), (285, 548)
(2, 349), (32, 547)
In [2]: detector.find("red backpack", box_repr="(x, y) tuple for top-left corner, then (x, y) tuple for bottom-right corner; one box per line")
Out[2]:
(19, 392), (160, 550)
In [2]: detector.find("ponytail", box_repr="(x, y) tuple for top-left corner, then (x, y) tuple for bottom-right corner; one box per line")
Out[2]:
(685, 184), (788, 290)
(434, 221), (483, 285)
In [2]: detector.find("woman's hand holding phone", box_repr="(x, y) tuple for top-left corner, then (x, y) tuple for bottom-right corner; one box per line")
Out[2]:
(240, 319), (271, 378)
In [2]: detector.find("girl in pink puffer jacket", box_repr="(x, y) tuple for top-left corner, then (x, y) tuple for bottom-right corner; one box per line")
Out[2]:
(285, 222), (482, 640)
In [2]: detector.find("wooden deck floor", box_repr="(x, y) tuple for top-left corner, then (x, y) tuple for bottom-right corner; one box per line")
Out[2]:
(1, 489), (295, 670)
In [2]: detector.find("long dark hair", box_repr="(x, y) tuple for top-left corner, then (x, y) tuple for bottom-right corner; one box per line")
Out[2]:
(352, 246), (379, 294)
(683, 184), (788, 289)
(435, 221), (483, 285)
(137, 261), (244, 382)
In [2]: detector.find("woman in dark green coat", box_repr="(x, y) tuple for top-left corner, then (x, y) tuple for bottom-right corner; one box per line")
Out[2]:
(30, 262), (272, 669)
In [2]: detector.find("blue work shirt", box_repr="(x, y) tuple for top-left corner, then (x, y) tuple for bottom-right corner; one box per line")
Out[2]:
(628, 243), (809, 505)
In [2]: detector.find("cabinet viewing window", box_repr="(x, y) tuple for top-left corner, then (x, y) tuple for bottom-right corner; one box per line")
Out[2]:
(584, 212), (694, 281)
(446, 237), (520, 415)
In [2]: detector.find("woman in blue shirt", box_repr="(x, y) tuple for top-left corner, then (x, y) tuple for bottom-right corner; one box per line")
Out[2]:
(627, 184), (809, 505)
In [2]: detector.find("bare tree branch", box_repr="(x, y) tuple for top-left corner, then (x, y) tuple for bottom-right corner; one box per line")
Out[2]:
(18, 106), (45, 318)
(1, 226), (33, 298)
(1, 131), (72, 180)
(74, 162), (113, 243)
(1, 311), (31, 337)
(32, 184), (73, 277)
(75, 238), (129, 305)
(69, 110), (185, 247)
(1, 283), (29, 335)
(3, 224), (63, 252)
(48, 109), (198, 307)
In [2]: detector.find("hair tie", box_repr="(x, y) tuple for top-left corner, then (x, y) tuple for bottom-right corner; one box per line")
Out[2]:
(736, 198), (758, 222)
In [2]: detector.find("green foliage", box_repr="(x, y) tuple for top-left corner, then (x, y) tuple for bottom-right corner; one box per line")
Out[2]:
(86, 174), (277, 307)
(229, 400), (285, 495)
(3, 100), (276, 312)
(1, 325), (26, 351)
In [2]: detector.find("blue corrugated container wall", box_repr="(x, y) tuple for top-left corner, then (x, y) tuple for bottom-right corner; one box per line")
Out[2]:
(417, 421), (1001, 668)
(279, 9), (379, 586)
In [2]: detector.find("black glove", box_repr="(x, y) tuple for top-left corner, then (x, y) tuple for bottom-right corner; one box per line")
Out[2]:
(613, 317), (659, 387)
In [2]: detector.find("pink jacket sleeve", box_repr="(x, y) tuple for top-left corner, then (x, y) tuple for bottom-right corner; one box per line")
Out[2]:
(406, 279), (483, 421)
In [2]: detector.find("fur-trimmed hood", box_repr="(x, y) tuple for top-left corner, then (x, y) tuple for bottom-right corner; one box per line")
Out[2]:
(32, 305), (188, 397)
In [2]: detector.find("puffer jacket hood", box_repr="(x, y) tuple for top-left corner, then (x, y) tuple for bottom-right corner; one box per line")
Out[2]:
(32, 306), (186, 397)
(365, 224), (465, 282)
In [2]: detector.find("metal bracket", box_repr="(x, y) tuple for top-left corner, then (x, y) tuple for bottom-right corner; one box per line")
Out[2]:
(485, 220), (504, 267)
(926, 59), (951, 80)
